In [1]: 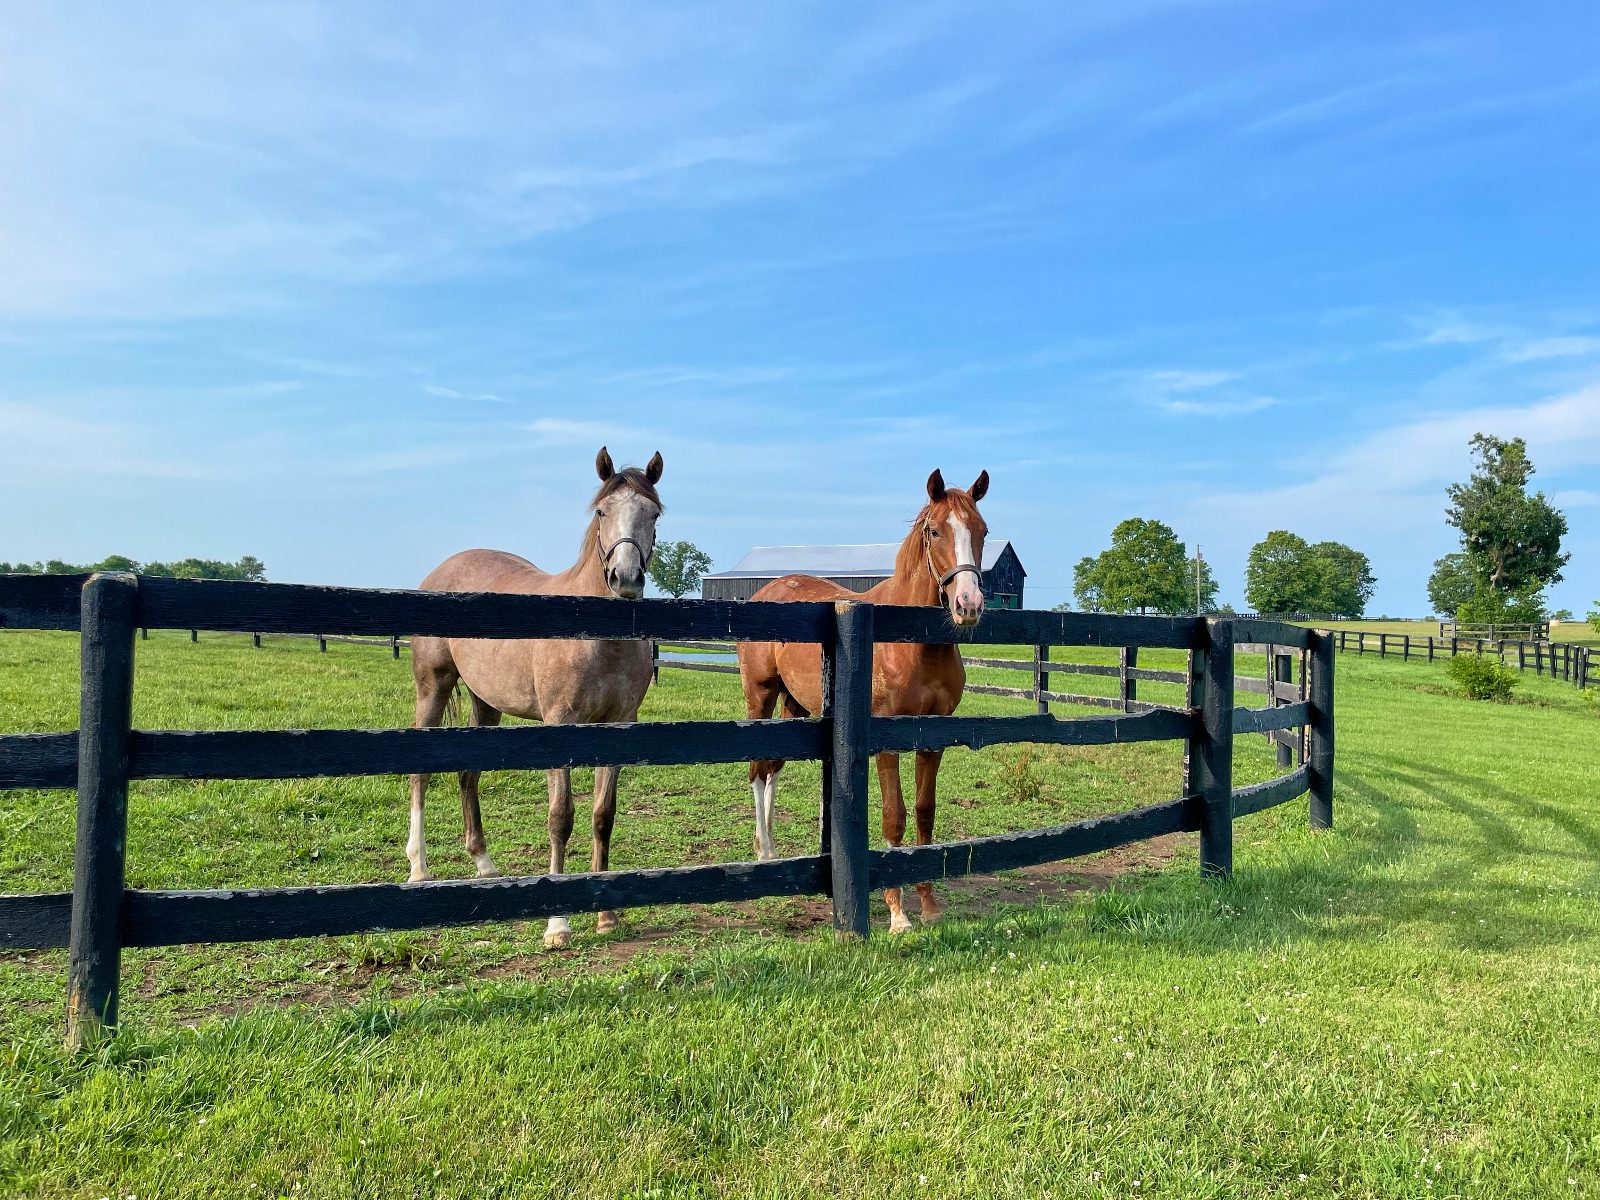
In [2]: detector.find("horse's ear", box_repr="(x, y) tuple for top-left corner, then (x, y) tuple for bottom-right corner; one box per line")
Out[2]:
(595, 446), (614, 481)
(927, 469), (946, 502)
(969, 469), (989, 502)
(645, 451), (664, 484)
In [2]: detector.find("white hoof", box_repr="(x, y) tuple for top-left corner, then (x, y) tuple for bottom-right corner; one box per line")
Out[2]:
(543, 917), (572, 949)
(888, 913), (913, 935)
(407, 869), (433, 884)
(474, 854), (500, 878)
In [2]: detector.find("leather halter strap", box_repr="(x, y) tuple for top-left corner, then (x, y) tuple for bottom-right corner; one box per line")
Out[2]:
(600, 536), (653, 572)
(923, 527), (981, 608)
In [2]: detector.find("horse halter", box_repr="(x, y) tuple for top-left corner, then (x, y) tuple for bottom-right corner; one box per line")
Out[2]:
(923, 526), (982, 610)
(600, 536), (654, 574)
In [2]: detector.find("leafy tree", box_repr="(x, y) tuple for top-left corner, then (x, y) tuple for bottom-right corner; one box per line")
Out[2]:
(1455, 584), (1546, 626)
(1245, 531), (1315, 613)
(1427, 552), (1477, 616)
(1071, 556), (1105, 612)
(1073, 519), (1194, 615)
(1050, 599), (1076, 613)
(1308, 541), (1376, 617)
(1445, 434), (1568, 594)
(1588, 602), (1600, 636)
(1550, 608), (1574, 621)
(0, 555), (266, 580)
(1245, 531), (1373, 617)
(647, 540), (712, 599)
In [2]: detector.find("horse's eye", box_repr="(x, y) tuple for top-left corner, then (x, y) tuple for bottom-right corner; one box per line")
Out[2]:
(929, 528), (941, 538)
(598, 509), (608, 518)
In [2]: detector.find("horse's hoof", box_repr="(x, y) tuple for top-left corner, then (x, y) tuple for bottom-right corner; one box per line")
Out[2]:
(596, 912), (620, 935)
(543, 929), (572, 950)
(920, 907), (944, 925)
(475, 860), (501, 879)
(888, 914), (913, 935)
(407, 870), (433, 884)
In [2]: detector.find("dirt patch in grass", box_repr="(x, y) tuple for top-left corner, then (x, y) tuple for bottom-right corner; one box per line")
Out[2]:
(100, 834), (1188, 1025)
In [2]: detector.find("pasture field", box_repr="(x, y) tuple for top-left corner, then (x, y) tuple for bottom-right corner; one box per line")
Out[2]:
(2, 632), (1598, 1198)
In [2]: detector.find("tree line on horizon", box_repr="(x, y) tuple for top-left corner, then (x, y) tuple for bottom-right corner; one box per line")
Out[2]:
(0, 555), (267, 581)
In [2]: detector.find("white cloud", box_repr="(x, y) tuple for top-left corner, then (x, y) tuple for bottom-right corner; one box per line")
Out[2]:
(1553, 489), (1600, 508)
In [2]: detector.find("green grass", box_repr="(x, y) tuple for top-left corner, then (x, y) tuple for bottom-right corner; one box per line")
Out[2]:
(2, 632), (1598, 1198)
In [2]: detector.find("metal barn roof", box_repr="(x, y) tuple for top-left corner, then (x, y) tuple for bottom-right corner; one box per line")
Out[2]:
(705, 540), (1018, 580)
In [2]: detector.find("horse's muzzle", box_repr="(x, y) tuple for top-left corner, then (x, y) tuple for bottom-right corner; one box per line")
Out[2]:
(609, 571), (646, 600)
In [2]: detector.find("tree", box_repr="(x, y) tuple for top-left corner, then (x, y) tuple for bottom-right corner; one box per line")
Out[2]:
(1445, 434), (1568, 594)
(1245, 532), (1374, 617)
(1245, 531), (1315, 613)
(1071, 556), (1104, 612)
(1427, 552), (1477, 616)
(1307, 541), (1375, 617)
(647, 540), (712, 599)
(1590, 603), (1600, 635)
(1550, 608), (1574, 622)
(0, 555), (266, 579)
(1073, 519), (1193, 615)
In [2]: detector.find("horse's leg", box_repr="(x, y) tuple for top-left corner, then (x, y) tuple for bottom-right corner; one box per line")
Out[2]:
(877, 752), (911, 933)
(543, 765), (575, 948)
(742, 664), (784, 862)
(913, 749), (945, 923)
(461, 691), (503, 878)
(592, 765), (621, 934)
(406, 653), (456, 883)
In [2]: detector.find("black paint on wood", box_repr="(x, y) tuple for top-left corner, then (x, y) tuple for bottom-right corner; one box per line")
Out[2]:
(1308, 630), (1335, 831)
(1120, 646), (1139, 713)
(136, 577), (838, 643)
(1273, 652), (1294, 769)
(871, 605), (1202, 649)
(1231, 764), (1311, 819)
(869, 794), (1196, 888)
(0, 892), (72, 949)
(0, 732), (78, 789)
(66, 573), (138, 1048)
(1192, 619), (1235, 878)
(120, 855), (828, 946)
(0, 573), (89, 631)
(129, 719), (829, 781)
(827, 602), (872, 938)
(869, 707), (1190, 755)
(1231, 701), (1310, 736)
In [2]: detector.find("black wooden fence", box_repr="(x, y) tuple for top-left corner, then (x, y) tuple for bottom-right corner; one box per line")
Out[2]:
(0, 573), (1333, 1048)
(1335, 628), (1595, 690)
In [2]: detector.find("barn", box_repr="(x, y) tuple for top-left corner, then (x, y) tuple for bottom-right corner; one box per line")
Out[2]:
(701, 541), (1027, 607)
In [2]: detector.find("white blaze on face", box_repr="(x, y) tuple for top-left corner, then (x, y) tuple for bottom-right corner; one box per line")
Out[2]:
(947, 514), (984, 620)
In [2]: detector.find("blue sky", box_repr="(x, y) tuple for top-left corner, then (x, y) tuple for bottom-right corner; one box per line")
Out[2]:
(2, 2), (1597, 615)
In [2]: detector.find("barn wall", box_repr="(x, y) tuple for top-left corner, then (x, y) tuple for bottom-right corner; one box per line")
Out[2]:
(701, 575), (888, 601)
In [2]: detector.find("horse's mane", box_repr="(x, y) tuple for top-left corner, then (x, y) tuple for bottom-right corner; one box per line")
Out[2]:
(577, 467), (663, 562)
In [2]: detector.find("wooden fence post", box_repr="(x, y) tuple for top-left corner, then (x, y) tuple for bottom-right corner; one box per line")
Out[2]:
(1121, 646), (1138, 713)
(189, 629), (197, 643)
(826, 601), (873, 938)
(66, 572), (139, 1050)
(1308, 629), (1335, 831)
(1273, 650), (1293, 769)
(252, 632), (261, 649)
(318, 634), (327, 654)
(651, 641), (660, 685)
(1188, 618), (1234, 878)
(1379, 633), (1387, 658)
(1033, 643), (1050, 715)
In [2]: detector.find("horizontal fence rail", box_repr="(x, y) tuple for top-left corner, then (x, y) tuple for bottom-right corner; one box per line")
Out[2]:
(0, 574), (1333, 1047)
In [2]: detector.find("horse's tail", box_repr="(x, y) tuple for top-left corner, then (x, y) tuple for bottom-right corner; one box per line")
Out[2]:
(443, 683), (463, 726)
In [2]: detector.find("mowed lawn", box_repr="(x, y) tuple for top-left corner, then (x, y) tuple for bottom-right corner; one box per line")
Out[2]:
(1307, 617), (1600, 649)
(1, 631), (1598, 1198)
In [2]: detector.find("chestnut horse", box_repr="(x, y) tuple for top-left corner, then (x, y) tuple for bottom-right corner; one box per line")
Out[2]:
(407, 447), (664, 948)
(738, 468), (989, 933)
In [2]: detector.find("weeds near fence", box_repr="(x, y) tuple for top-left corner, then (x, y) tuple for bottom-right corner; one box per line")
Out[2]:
(1446, 654), (1519, 702)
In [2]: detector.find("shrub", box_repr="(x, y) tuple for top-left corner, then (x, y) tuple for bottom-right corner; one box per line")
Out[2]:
(1589, 602), (1600, 635)
(1446, 653), (1519, 702)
